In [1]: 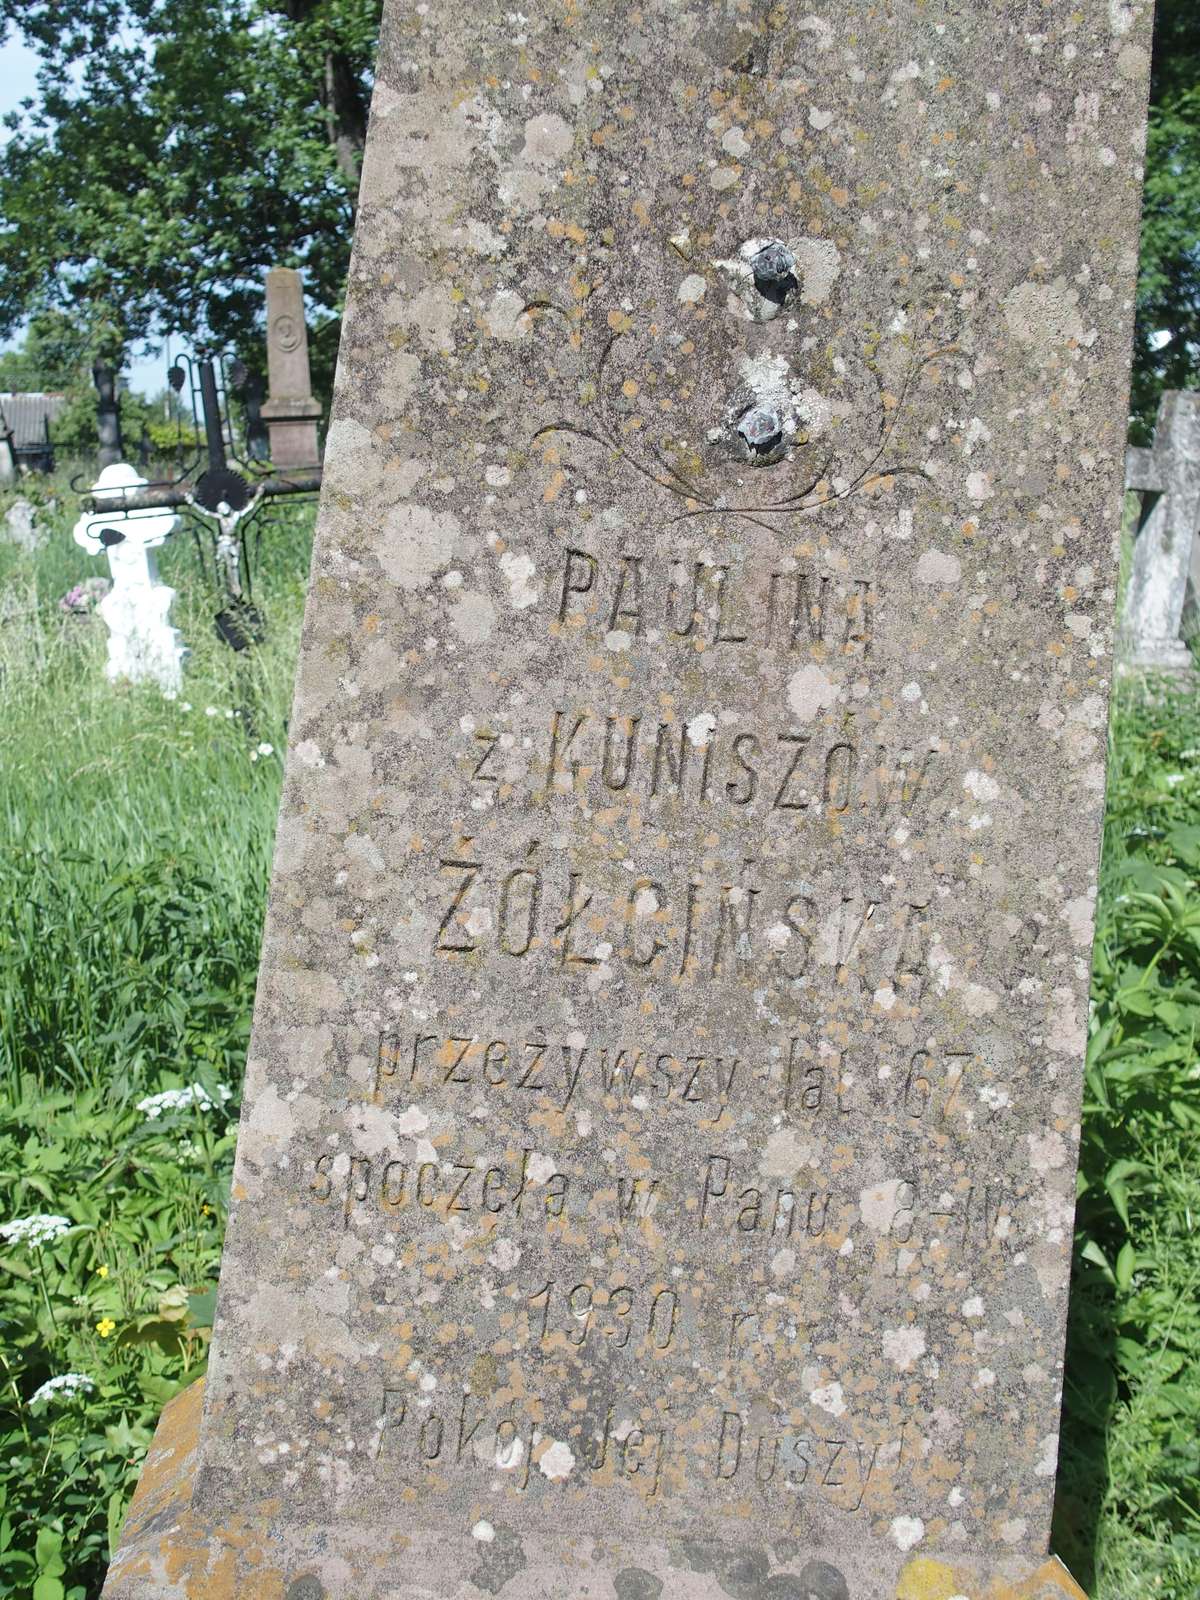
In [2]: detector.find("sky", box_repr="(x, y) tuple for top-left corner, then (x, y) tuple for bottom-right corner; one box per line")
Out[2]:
(1, 29), (168, 398)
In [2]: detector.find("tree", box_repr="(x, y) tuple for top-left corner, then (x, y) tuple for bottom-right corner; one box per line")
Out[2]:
(0, 311), (110, 463)
(1131, 0), (1200, 440)
(3, 0), (1194, 443)
(0, 312), (199, 463)
(0, 0), (380, 395)
(0, 309), (93, 391)
(268, 0), (372, 184)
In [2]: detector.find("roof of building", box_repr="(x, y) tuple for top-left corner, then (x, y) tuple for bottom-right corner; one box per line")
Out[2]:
(0, 392), (67, 451)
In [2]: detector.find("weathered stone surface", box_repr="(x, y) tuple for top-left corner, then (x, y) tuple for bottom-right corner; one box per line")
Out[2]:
(108, 0), (1153, 1593)
(262, 266), (322, 467)
(103, 1380), (1091, 1596)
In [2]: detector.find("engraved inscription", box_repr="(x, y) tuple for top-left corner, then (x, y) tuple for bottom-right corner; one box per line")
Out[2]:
(197, 0), (1147, 1558)
(783, 1038), (981, 1128)
(371, 1031), (1006, 1137)
(555, 548), (875, 658)
(523, 1278), (680, 1353)
(370, 1382), (909, 1525)
(310, 1146), (570, 1225)
(433, 859), (935, 991)
(378, 1031), (742, 1118)
(537, 709), (944, 819)
(307, 1143), (1023, 1255)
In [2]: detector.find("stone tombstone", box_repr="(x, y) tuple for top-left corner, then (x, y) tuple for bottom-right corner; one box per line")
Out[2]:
(2, 497), (44, 553)
(105, 2), (1154, 1596)
(262, 265), (323, 467)
(1120, 391), (1200, 672)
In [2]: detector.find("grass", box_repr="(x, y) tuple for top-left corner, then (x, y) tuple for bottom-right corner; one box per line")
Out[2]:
(0, 469), (310, 1598)
(0, 473), (1197, 1596)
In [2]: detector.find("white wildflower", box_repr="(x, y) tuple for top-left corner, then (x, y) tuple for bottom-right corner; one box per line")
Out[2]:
(180, 702), (192, 712)
(137, 1084), (233, 1120)
(256, 742), (273, 757)
(1, 1214), (72, 1249)
(30, 1373), (95, 1404)
(224, 709), (235, 720)
(163, 690), (178, 702)
(204, 706), (218, 717)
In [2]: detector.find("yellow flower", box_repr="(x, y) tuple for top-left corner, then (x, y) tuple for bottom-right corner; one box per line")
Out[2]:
(96, 1317), (116, 1338)
(201, 1204), (212, 1216)
(95, 1264), (109, 1278)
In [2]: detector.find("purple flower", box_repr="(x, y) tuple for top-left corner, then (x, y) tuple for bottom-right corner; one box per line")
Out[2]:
(59, 578), (111, 615)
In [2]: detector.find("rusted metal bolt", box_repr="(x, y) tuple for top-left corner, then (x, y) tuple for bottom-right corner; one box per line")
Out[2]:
(751, 241), (796, 293)
(738, 405), (783, 455)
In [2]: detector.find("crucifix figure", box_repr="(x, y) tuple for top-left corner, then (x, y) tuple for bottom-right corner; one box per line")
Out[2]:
(185, 480), (267, 604)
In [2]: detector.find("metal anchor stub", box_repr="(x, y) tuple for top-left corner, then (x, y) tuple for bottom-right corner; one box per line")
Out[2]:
(750, 241), (797, 302)
(723, 352), (815, 466)
(737, 405), (784, 456)
(713, 235), (803, 322)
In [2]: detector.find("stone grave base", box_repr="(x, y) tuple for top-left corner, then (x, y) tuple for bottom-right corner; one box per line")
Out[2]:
(103, 1382), (1088, 1600)
(1116, 637), (1196, 674)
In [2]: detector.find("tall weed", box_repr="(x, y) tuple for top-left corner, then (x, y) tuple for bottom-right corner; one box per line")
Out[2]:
(0, 480), (310, 1596)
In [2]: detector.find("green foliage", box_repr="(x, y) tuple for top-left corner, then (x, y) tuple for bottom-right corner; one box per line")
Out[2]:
(51, 386), (204, 469)
(1054, 680), (1200, 1595)
(1132, 0), (1200, 439)
(0, 1079), (230, 1597)
(0, 473), (312, 1596)
(0, 0), (381, 389)
(0, 851), (258, 1093)
(0, 311), (92, 393)
(0, 315), (202, 465)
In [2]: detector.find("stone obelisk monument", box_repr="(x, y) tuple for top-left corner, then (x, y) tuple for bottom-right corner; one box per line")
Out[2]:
(104, 2), (1154, 1595)
(261, 266), (323, 467)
